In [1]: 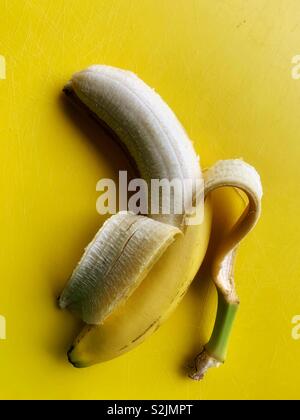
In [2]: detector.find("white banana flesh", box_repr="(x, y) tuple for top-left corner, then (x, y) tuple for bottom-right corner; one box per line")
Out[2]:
(59, 65), (263, 379)
(67, 65), (202, 228)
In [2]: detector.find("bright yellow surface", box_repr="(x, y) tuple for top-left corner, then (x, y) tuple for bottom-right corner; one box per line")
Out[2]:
(0, 0), (299, 400)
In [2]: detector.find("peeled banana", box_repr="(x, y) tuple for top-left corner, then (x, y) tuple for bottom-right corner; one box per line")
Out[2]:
(59, 65), (262, 379)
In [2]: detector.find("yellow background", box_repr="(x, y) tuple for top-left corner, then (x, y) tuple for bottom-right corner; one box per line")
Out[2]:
(0, 0), (299, 400)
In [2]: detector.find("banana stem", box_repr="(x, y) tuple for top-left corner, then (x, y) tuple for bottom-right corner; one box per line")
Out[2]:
(207, 291), (238, 360)
(190, 291), (238, 380)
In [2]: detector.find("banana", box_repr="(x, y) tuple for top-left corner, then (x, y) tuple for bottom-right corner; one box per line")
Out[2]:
(59, 65), (262, 378)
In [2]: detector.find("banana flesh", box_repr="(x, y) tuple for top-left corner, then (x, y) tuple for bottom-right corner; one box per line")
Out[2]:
(68, 65), (202, 228)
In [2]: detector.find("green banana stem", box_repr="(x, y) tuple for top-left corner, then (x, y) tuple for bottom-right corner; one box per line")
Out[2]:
(206, 291), (239, 363)
(190, 289), (239, 381)
(190, 216), (242, 381)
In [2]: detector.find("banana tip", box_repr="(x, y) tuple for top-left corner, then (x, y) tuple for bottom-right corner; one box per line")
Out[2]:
(62, 83), (73, 96)
(67, 346), (91, 369)
(67, 346), (81, 368)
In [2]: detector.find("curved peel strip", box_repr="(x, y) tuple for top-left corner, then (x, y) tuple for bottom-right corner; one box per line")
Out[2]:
(190, 159), (263, 380)
(204, 159), (262, 301)
(59, 212), (180, 325)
